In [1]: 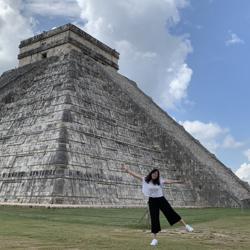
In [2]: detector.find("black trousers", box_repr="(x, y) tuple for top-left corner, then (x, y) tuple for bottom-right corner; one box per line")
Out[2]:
(148, 196), (181, 234)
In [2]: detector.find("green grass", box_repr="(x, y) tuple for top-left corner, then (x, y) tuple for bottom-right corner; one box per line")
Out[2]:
(0, 206), (250, 249)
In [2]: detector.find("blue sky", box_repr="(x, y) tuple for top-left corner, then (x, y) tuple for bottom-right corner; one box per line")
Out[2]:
(169, 0), (250, 173)
(0, 0), (249, 183)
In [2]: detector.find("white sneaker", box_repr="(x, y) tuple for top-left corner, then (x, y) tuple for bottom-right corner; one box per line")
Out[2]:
(185, 224), (194, 232)
(150, 239), (158, 246)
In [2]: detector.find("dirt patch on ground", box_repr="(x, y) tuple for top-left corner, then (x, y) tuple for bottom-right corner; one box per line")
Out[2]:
(140, 226), (250, 247)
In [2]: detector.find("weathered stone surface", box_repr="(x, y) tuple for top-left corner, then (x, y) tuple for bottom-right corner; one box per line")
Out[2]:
(0, 25), (249, 207)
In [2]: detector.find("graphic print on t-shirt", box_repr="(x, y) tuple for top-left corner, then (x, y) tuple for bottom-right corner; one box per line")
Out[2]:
(142, 178), (164, 197)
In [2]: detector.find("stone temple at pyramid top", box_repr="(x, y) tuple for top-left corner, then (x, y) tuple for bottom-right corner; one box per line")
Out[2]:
(18, 23), (120, 70)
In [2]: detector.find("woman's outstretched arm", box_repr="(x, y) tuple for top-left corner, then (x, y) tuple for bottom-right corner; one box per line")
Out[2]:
(121, 164), (144, 181)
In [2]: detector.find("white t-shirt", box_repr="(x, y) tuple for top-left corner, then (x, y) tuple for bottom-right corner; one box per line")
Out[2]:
(142, 178), (164, 197)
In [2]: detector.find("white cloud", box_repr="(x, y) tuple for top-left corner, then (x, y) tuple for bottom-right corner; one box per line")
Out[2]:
(235, 163), (250, 184)
(226, 31), (244, 46)
(76, 0), (193, 109)
(24, 0), (80, 17)
(169, 63), (192, 100)
(0, 0), (33, 73)
(222, 135), (244, 149)
(244, 149), (250, 161)
(180, 120), (227, 152)
(180, 120), (244, 153)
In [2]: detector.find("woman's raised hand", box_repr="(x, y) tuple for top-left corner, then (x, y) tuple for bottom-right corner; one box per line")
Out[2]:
(121, 164), (128, 172)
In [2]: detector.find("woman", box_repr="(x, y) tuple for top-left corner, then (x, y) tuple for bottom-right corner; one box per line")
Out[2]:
(121, 164), (193, 246)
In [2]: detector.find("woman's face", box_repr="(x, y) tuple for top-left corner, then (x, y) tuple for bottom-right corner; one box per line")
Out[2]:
(151, 171), (159, 180)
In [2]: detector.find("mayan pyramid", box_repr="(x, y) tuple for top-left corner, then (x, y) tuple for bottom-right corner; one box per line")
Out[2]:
(0, 24), (249, 207)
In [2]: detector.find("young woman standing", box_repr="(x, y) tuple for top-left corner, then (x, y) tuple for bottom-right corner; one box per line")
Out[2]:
(121, 164), (194, 246)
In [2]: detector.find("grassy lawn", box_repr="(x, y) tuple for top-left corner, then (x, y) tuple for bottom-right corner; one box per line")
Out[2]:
(0, 206), (249, 249)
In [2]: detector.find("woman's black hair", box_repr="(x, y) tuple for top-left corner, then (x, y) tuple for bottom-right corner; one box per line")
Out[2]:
(145, 168), (160, 185)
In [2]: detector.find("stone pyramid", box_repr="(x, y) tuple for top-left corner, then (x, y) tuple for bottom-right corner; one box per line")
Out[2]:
(0, 24), (249, 207)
